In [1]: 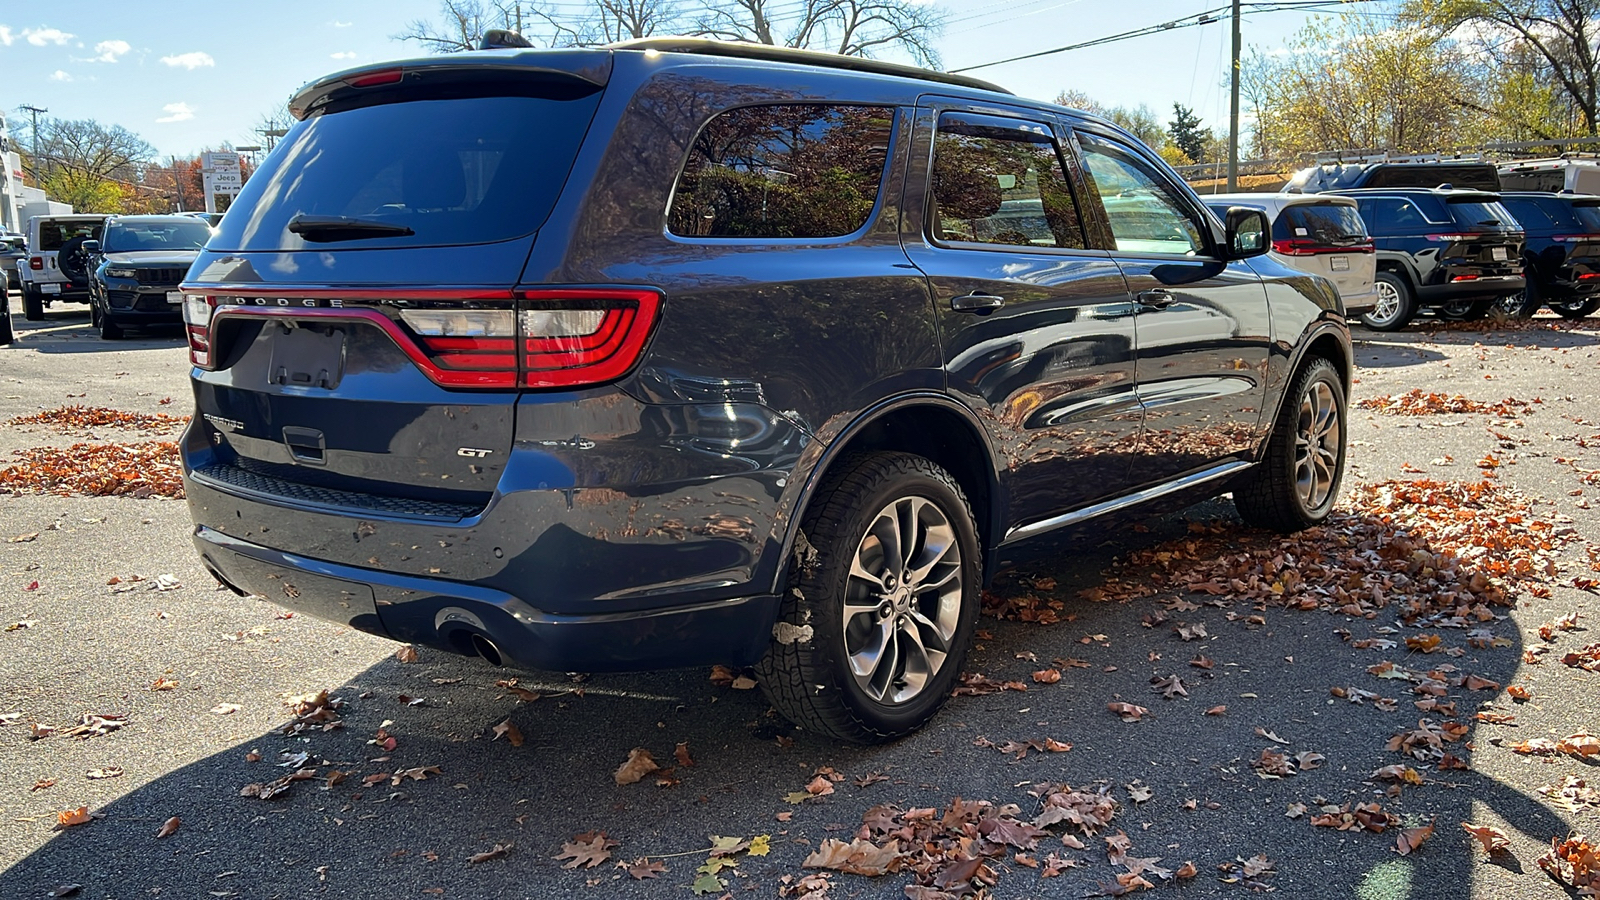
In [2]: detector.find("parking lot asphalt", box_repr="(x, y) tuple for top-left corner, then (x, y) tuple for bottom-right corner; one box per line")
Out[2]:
(1, 299), (1598, 900)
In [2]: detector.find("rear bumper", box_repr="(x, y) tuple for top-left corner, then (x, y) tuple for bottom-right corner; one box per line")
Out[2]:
(193, 524), (781, 671)
(1416, 275), (1525, 303)
(1338, 286), (1379, 314)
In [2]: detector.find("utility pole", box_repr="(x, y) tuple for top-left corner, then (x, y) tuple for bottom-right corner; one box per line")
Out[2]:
(19, 104), (47, 169)
(1227, 0), (1241, 192)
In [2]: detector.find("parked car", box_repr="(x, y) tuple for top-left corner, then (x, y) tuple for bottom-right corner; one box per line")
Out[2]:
(0, 229), (26, 287)
(18, 213), (107, 320)
(83, 215), (212, 339)
(178, 38), (1352, 743)
(1327, 188), (1524, 330)
(1202, 193), (1377, 317)
(0, 268), (12, 345)
(1493, 192), (1600, 320)
(179, 211), (225, 227)
(1288, 160), (1501, 194)
(1497, 158), (1600, 195)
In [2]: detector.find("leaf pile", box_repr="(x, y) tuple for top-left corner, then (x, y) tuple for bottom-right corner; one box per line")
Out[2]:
(1355, 390), (1533, 418)
(1091, 478), (1570, 625)
(804, 787), (1130, 897)
(1539, 833), (1600, 893)
(0, 442), (182, 499)
(9, 405), (189, 434)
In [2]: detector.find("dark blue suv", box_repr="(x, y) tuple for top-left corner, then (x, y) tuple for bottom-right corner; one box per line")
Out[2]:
(180, 38), (1352, 742)
(1495, 192), (1600, 320)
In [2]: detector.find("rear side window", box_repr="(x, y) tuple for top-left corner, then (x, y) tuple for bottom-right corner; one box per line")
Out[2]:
(210, 93), (603, 250)
(38, 221), (102, 251)
(1273, 204), (1366, 243)
(1572, 202), (1600, 232)
(928, 113), (1085, 249)
(1500, 199), (1560, 231)
(1359, 199), (1429, 235)
(667, 104), (893, 239)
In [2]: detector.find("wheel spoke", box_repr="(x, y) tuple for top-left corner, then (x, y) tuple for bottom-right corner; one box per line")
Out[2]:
(850, 619), (895, 692)
(849, 553), (887, 592)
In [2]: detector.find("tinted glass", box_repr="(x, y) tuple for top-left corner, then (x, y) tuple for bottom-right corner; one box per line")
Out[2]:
(668, 104), (893, 239)
(929, 117), (1085, 249)
(1447, 200), (1520, 229)
(1078, 133), (1204, 255)
(1364, 165), (1501, 191)
(1572, 203), (1600, 232)
(1360, 199), (1428, 236)
(210, 93), (602, 251)
(102, 219), (212, 253)
(38, 221), (102, 251)
(1274, 204), (1367, 243)
(1499, 199), (1560, 231)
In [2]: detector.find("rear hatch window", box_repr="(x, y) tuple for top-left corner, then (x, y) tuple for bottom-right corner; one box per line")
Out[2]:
(1273, 203), (1367, 245)
(210, 91), (603, 251)
(38, 221), (102, 251)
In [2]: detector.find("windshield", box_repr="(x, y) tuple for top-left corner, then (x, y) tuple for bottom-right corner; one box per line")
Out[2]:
(102, 219), (213, 253)
(210, 92), (602, 251)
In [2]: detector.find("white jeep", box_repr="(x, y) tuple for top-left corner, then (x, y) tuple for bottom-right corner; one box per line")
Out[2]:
(18, 214), (107, 320)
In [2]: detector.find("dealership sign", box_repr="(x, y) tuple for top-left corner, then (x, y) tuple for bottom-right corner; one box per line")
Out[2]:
(201, 151), (243, 213)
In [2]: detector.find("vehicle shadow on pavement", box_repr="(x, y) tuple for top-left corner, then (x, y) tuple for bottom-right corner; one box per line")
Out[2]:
(0, 502), (1576, 899)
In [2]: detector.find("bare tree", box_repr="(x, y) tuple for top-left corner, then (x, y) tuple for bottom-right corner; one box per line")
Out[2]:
(396, 0), (506, 52)
(698, 0), (944, 66)
(30, 117), (154, 184)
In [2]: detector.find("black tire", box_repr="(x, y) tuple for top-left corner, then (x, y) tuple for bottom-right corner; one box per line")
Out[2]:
(1235, 357), (1347, 533)
(1549, 298), (1600, 320)
(22, 285), (44, 321)
(1437, 297), (1495, 321)
(1494, 285), (1539, 319)
(97, 305), (123, 340)
(0, 279), (12, 345)
(1360, 272), (1416, 331)
(756, 452), (981, 744)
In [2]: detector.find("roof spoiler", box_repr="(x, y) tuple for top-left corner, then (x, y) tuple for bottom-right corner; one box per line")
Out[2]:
(481, 29), (533, 50)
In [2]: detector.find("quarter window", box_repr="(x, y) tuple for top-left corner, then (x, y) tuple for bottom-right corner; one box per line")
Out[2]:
(668, 104), (894, 239)
(929, 115), (1085, 249)
(1077, 133), (1205, 255)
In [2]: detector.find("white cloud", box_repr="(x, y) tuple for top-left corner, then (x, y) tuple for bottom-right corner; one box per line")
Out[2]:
(0, 26), (14, 46)
(329, 20), (353, 27)
(330, 51), (357, 59)
(24, 27), (73, 46)
(90, 39), (130, 62)
(161, 50), (214, 70)
(156, 102), (195, 123)
(49, 69), (71, 81)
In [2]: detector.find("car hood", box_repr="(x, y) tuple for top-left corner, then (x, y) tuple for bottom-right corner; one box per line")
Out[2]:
(103, 250), (201, 266)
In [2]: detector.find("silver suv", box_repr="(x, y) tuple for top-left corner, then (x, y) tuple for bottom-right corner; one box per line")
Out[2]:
(1205, 193), (1377, 318)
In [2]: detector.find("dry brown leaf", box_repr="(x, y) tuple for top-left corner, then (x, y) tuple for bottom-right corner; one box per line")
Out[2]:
(1462, 822), (1510, 854)
(675, 741), (694, 768)
(395, 645), (419, 664)
(1395, 821), (1435, 856)
(1107, 702), (1148, 722)
(803, 838), (904, 876)
(805, 774), (836, 797)
(1032, 668), (1062, 684)
(155, 816), (180, 839)
(623, 857), (667, 880)
(491, 718), (524, 748)
(471, 842), (514, 865)
(56, 807), (91, 829)
(614, 748), (659, 786)
(1205, 705), (1227, 716)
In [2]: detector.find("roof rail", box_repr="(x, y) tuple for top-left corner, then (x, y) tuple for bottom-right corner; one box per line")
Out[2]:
(606, 37), (1012, 96)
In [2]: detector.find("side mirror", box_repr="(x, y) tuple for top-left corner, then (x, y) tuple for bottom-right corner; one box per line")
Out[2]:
(81, 240), (101, 255)
(1224, 207), (1269, 259)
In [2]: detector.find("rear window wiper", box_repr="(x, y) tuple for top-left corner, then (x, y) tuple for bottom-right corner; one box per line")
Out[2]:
(287, 215), (415, 242)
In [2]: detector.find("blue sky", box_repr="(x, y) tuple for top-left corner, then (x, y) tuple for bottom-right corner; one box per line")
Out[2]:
(1, 1), (1377, 159)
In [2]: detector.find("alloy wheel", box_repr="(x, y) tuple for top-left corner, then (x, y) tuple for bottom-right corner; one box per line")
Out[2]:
(1368, 280), (1402, 327)
(841, 496), (963, 705)
(1294, 381), (1340, 511)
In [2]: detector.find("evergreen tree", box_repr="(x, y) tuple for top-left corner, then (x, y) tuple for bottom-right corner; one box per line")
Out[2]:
(1168, 103), (1206, 164)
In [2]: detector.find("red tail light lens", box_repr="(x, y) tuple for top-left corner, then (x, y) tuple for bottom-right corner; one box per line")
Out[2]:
(398, 309), (518, 385)
(1552, 234), (1600, 243)
(29, 257), (42, 270)
(346, 68), (403, 88)
(519, 289), (661, 389)
(182, 294), (217, 367)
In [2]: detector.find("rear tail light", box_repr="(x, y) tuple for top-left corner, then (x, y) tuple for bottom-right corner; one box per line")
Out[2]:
(29, 257), (42, 270)
(184, 287), (660, 390)
(1271, 238), (1374, 256)
(1579, 273), (1600, 281)
(1552, 234), (1600, 242)
(520, 289), (661, 389)
(183, 294), (217, 367)
(1425, 234), (1481, 242)
(399, 309), (518, 383)
(1450, 275), (1481, 282)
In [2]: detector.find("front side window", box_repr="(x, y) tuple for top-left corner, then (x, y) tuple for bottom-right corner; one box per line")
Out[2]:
(668, 104), (893, 239)
(929, 114), (1085, 249)
(1077, 132), (1205, 255)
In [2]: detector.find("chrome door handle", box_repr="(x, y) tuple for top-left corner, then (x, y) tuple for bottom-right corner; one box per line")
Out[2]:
(951, 292), (1005, 313)
(1137, 289), (1174, 309)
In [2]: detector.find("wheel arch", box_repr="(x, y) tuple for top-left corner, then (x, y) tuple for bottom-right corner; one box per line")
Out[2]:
(772, 393), (1004, 593)
(1256, 322), (1352, 459)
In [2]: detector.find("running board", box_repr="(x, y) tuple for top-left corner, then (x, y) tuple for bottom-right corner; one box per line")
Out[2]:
(1001, 460), (1254, 545)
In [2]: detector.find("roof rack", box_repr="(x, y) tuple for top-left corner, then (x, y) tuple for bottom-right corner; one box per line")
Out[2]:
(606, 37), (1012, 96)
